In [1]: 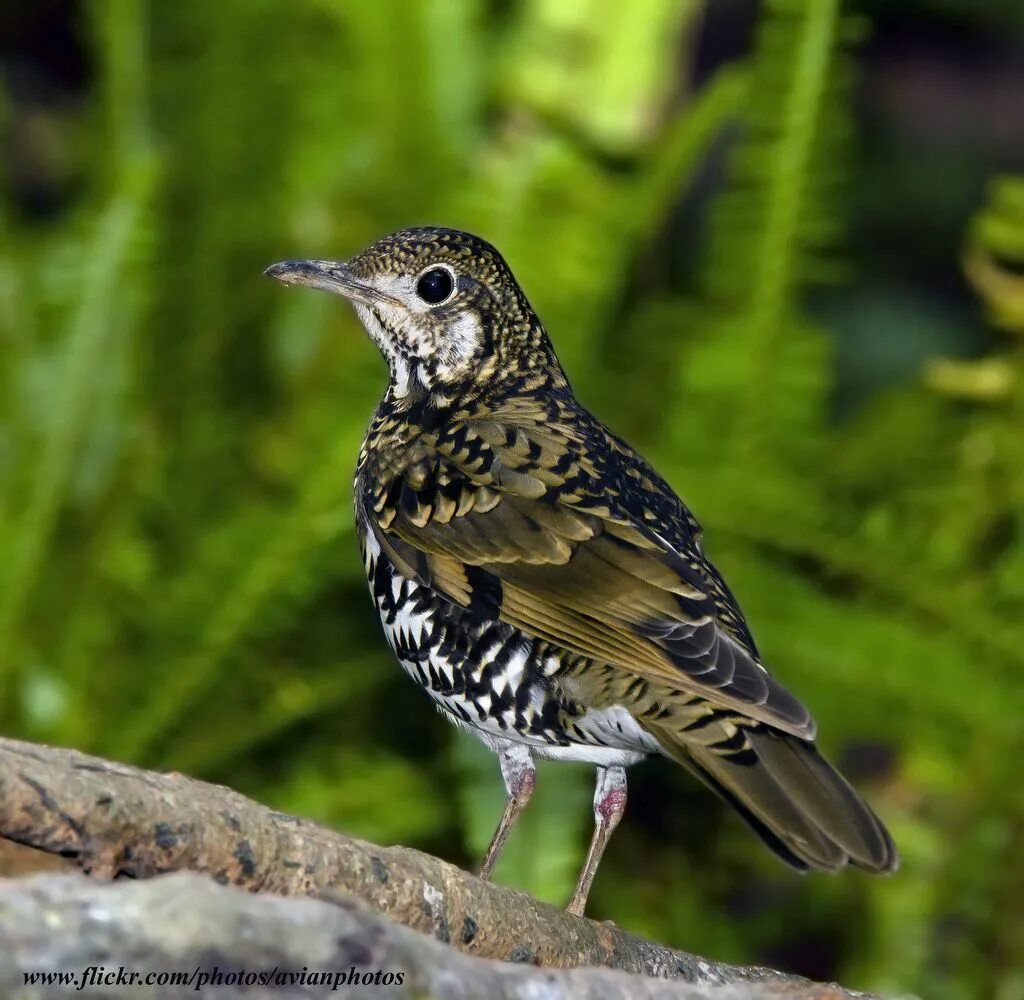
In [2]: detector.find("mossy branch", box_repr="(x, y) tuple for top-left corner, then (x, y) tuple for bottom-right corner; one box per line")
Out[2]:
(0, 737), (873, 999)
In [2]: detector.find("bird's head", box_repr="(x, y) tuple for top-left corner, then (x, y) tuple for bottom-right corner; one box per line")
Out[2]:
(266, 227), (564, 403)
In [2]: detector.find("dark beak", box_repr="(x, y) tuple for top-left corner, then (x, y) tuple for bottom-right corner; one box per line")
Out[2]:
(263, 259), (391, 307)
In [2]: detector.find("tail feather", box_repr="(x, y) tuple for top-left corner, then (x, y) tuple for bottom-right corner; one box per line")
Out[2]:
(644, 718), (898, 874)
(751, 728), (897, 871)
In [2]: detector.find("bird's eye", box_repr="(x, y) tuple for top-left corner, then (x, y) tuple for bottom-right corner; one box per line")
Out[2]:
(416, 267), (455, 305)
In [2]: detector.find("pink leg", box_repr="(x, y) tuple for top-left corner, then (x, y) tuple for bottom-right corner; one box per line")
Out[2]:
(478, 742), (536, 881)
(566, 766), (627, 916)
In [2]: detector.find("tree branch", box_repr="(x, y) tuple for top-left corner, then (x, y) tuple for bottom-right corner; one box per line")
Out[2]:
(0, 871), (858, 999)
(0, 738), (874, 998)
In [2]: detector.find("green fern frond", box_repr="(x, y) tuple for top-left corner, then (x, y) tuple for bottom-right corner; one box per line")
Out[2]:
(0, 162), (157, 714)
(672, 0), (859, 482)
(700, 0), (855, 306)
(168, 649), (389, 774)
(110, 426), (362, 763)
(500, 0), (701, 154)
(964, 175), (1024, 336)
(922, 176), (1024, 404)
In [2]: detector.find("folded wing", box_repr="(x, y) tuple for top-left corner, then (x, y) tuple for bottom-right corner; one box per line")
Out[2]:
(361, 399), (814, 739)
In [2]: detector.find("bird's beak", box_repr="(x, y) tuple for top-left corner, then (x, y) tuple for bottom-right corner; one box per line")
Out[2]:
(264, 259), (390, 308)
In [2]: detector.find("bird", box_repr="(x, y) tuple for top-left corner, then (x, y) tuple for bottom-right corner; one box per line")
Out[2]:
(265, 227), (898, 916)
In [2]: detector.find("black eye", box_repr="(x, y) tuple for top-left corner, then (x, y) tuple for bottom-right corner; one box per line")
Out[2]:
(416, 267), (454, 304)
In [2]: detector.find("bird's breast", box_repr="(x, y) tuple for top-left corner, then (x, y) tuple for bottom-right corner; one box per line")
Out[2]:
(356, 518), (658, 767)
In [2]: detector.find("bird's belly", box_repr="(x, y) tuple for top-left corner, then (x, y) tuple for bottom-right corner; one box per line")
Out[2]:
(361, 527), (654, 765)
(536, 705), (659, 765)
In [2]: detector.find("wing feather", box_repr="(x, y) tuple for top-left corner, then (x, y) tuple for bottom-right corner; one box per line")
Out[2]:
(360, 402), (815, 738)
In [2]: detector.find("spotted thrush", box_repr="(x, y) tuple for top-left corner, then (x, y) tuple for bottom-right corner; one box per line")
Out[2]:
(266, 228), (897, 916)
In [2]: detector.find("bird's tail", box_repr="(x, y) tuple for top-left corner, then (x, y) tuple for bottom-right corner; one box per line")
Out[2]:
(643, 717), (898, 873)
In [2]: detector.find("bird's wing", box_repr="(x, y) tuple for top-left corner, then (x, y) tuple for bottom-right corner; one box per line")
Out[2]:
(361, 396), (814, 738)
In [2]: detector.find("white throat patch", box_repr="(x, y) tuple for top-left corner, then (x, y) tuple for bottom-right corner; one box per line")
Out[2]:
(353, 303), (414, 397)
(352, 297), (482, 396)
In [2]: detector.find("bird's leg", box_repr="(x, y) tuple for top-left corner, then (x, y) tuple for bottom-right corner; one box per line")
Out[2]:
(478, 741), (536, 881)
(566, 765), (627, 916)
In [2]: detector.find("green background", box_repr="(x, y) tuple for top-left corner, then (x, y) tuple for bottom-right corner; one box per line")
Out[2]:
(2, 1), (1023, 996)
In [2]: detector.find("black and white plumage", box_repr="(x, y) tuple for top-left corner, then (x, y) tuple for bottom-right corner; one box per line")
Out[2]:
(266, 228), (897, 915)
(362, 517), (659, 768)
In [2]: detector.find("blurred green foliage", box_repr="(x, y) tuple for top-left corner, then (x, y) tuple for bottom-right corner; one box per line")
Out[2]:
(1, 1), (1022, 996)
